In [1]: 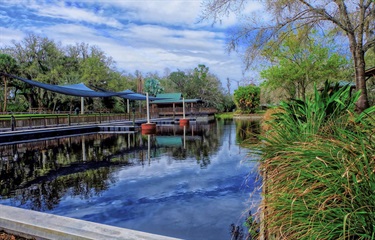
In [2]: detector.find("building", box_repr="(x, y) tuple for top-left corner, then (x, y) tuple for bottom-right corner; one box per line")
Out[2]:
(150, 93), (216, 119)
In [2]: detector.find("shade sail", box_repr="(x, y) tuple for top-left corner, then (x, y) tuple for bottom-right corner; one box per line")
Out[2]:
(118, 90), (170, 101)
(4, 73), (121, 97)
(2, 73), (172, 101)
(60, 83), (95, 92)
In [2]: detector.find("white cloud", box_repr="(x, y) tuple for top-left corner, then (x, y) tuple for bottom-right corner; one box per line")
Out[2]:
(37, 4), (123, 28)
(0, 0), (250, 91)
(0, 27), (25, 47)
(98, 0), (204, 27)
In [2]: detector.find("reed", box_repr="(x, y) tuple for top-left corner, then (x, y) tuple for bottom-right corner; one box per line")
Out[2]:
(258, 82), (375, 239)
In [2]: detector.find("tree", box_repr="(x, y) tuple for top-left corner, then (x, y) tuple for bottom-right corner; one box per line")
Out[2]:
(166, 65), (222, 107)
(168, 70), (188, 93)
(144, 78), (164, 96)
(202, 0), (375, 111)
(0, 54), (18, 112)
(3, 34), (64, 111)
(365, 50), (375, 105)
(260, 30), (349, 100)
(233, 84), (260, 113)
(186, 64), (227, 108)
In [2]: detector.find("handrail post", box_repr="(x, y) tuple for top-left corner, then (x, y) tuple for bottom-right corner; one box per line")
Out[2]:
(11, 115), (15, 131)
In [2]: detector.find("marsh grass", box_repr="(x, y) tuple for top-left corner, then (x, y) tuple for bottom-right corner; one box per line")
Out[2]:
(258, 82), (375, 239)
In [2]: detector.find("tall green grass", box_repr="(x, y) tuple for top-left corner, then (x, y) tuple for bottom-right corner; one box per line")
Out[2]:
(258, 82), (375, 239)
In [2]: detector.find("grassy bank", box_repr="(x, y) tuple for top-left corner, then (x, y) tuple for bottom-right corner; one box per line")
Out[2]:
(257, 83), (375, 239)
(215, 112), (234, 119)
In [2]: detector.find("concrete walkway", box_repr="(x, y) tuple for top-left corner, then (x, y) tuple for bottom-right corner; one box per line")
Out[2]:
(0, 205), (181, 240)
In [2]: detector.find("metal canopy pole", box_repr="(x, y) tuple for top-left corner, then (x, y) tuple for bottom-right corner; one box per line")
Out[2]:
(81, 97), (84, 115)
(146, 92), (150, 123)
(182, 97), (185, 118)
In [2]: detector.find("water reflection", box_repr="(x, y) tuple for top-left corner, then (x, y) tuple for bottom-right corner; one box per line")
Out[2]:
(0, 120), (260, 240)
(235, 120), (261, 145)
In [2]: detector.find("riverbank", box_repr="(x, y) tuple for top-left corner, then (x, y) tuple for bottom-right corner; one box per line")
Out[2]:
(215, 112), (264, 121)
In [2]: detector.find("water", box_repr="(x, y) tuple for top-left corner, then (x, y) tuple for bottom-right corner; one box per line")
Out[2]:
(0, 120), (261, 240)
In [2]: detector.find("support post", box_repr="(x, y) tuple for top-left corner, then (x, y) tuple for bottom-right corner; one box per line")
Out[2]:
(183, 97), (185, 118)
(146, 92), (150, 123)
(127, 99), (130, 120)
(81, 97), (84, 115)
(11, 115), (15, 131)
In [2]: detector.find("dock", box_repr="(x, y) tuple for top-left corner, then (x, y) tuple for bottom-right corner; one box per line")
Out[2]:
(0, 117), (198, 145)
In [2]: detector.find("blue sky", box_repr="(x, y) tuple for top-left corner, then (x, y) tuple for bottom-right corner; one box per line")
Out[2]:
(0, 0), (263, 92)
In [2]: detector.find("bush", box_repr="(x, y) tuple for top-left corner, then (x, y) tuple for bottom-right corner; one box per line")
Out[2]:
(234, 85), (260, 113)
(258, 82), (375, 239)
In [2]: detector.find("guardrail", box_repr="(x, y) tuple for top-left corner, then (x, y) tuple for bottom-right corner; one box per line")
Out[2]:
(0, 112), (153, 132)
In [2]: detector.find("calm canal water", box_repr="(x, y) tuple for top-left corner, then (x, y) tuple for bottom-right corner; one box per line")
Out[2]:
(0, 119), (261, 240)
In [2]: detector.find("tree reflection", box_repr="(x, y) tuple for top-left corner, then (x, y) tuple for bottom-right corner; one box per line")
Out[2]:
(0, 123), (223, 211)
(235, 120), (260, 145)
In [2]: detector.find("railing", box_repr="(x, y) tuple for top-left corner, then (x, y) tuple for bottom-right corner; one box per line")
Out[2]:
(156, 107), (217, 117)
(0, 112), (150, 132)
(0, 107), (216, 132)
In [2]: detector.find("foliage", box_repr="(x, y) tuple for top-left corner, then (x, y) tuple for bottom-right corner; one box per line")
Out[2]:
(215, 112), (234, 119)
(233, 84), (260, 113)
(0, 35), (133, 113)
(202, 0), (375, 111)
(260, 29), (349, 101)
(144, 78), (164, 96)
(365, 50), (375, 106)
(258, 81), (375, 239)
(1, 34), (230, 113)
(167, 64), (228, 108)
(216, 94), (235, 112)
(168, 70), (188, 94)
(0, 54), (18, 112)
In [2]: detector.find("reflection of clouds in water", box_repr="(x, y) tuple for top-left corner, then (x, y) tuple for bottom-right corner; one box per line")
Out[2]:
(1, 122), (261, 240)
(52, 153), (258, 240)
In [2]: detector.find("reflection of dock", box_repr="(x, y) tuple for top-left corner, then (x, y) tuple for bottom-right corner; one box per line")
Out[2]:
(0, 118), (174, 144)
(0, 116), (214, 145)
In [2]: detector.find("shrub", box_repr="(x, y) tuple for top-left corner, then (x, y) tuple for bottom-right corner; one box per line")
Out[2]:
(234, 85), (260, 113)
(258, 82), (375, 239)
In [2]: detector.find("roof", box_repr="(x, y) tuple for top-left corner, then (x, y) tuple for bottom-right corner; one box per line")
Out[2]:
(151, 92), (202, 104)
(155, 93), (182, 100)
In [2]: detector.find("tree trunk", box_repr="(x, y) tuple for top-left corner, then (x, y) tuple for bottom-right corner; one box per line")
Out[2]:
(347, 33), (369, 112)
(24, 92), (38, 112)
(354, 49), (369, 111)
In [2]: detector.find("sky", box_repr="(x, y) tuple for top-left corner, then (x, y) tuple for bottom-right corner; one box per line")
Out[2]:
(0, 0), (264, 93)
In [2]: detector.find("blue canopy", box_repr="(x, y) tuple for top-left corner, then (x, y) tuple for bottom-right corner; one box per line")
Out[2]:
(60, 83), (96, 92)
(2, 73), (171, 101)
(0, 72), (172, 101)
(4, 74), (121, 97)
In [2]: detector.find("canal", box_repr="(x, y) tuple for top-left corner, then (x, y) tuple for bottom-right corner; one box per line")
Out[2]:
(0, 119), (261, 240)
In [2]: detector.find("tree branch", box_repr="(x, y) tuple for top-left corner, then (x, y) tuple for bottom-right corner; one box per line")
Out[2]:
(363, 37), (375, 52)
(298, 0), (349, 32)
